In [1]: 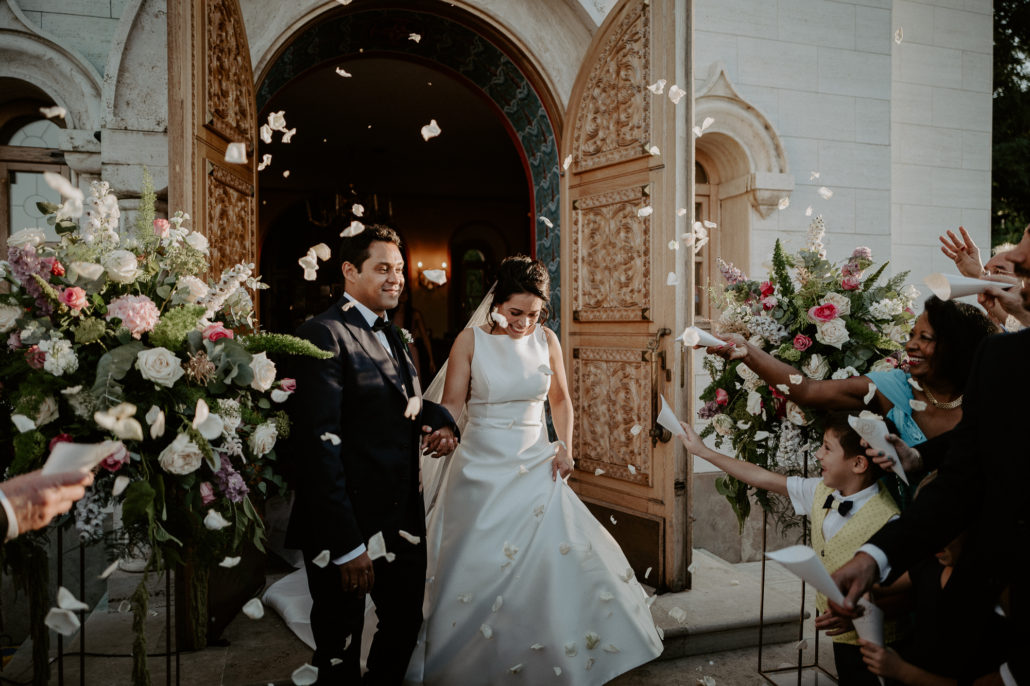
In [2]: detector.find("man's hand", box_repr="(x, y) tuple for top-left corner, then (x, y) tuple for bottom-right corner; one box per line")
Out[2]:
(828, 552), (878, 618)
(339, 552), (374, 595)
(979, 276), (1030, 328)
(1, 470), (93, 538)
(422, 425), (458, 458)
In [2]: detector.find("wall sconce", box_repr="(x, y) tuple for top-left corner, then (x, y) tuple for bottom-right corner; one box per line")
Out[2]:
(417, 260), (448, 290)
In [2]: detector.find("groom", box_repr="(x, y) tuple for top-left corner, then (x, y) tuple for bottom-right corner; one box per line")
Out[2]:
(286, 225), (458, 684)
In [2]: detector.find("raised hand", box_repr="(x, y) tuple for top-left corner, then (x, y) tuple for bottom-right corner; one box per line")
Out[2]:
(939, 226), (983, 278)
(677, 421), (707, 456)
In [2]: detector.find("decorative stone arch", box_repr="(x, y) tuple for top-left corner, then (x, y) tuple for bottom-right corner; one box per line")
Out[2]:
(0, 2), (102, 133)
(254, 6), (567, 330)
(694, 62), (794, 273)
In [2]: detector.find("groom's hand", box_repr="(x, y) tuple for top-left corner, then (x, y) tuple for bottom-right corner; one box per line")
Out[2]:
(422, 425), (457, 458)
(339, 553), (374, 594)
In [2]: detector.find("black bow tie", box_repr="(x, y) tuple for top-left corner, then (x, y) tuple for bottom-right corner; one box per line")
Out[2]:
(371, 317), (390, 333)
(823, 494), (853, 517)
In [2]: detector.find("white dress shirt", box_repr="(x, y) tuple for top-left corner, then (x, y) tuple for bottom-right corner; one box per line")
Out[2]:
(785, 477), (898, 543)
(0, 489), (18, 541)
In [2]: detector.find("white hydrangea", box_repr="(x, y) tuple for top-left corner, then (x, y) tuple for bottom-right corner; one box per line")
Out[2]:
(39, 336), (79, 376)
(869, 298), (905, 320)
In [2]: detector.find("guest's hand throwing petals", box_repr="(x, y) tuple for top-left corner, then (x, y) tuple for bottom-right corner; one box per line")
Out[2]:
(704, 332), (749, 360)
(861, 434), (922, 474)
(938, 226), (983, 278)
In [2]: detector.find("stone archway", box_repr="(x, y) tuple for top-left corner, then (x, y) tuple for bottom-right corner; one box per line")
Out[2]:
(254, 6), (565, 332)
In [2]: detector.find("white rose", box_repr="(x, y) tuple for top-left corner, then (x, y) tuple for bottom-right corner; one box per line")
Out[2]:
(815, 319), (850, 349)
(820, 292), (851, 317)
(69, 261), (104, 282)
(901, 284), (921, 301)
(801, 353), (830, 380)
(158, 433), (203, 475)
(746, 390), (763, 416)
(36, 396), (59, 426)
(249, 421), (278, 457)
(101, 250), (140, 284)
(735, 363), (762, 391)
(136, 347), (185, 387)
(830, 366), (860, 380)
(175, 275), (209, 304)
(870, 358), (896, 372)
(8, 228), (46, 249)
(184, 231), (209, 254)
(0, 304), (22, 333)
(785, 401), (810, 426)
(249, 352), (277, 392)
(711, 413), (735, 437)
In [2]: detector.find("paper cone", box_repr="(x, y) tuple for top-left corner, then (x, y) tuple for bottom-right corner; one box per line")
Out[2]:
(848, 416), (908, 485)
(656, 395), (687, 438)
(852, 596), (886, 686)
(676, 326), (726, 348)
(42, 440), (122, 475)
(765, 545), (846, 606)
(923, 273), (1015, 301)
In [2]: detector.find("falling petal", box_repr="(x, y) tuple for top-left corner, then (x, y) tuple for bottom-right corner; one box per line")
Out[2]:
(257, 154), (272, 171)
(645, 594), (657, 607)
(533, 504), (545, 517)
(818, 186), (834, 200)
(291, 664), (318, 686)
(282, 170), (290, 178)
(312, 550), (331, 568)
(267, 110), (287, 132)
(44, 608), (80, 637)
(204, 510), (231, 530)
(805, 206), (813, 217)
(645, 566), (652, 579)
(703, 220), (717, 229)
(404, 396), (421, 420)
(630, 424), (643, 436)
(260, 125), (273, 144)
(628, 464), (637, 474)
(648, 145), (661, 156)
(669, 606), (687, 623)
(509, 664), (522, 674)
(789, 374), (803, 385)
(677, 207), (688, 216)
(778, 197), (790, 210)
(656, 626), (665, 639)
(335, 67), (352, 78)
(352, 203), (365, 217)
(490, 311), (508, 328)
(699, 677), (716, 686)
(398, 530), (421, 545)
(559, 543), (571, 555)
(730, 579), (740, 586)
(563, 155), (572, 170)
(40, 105), (66, 119)
(701, 116), (715, 131)
(503, 541), (519, 560)
(492, 596), (503, 612)
(908, 377), (922, 391)
(367, 531), (392, 561)
(343, 635), (352, 650)
(219, 556), (241, 568)
(604, 644), (620, 653)
(340, 220), (365, 237)
(282, 128), (297, 144)
(894, 27), (903, 44)
(538, 364), (554, 376)
(320, 432), (341, 445)
(594, 468), (605, 476)
(518, 465), (529, 475)
(776, 384), (791, 395)
(599, 590), (614, 602)
(609, 514), (617, 525)
(420, 119), (442, 141)
(668, 85), (687, 104)
(619, 567), (634, 582)
(409, 32), (422, 43)
(539, 216), (553, 229)
(44, 172), (84, 204)
(810, 171), (821, 181)
(585, 658), (595, 670)
(554, 667), (563, 676)
(57, 587), (89, 612)
(647, 79), (666, 94)
(341, 301), (356, 312)
(242, 597), (264, 619)
(480, 624), (493, 639)
(99, 560), (120, 580)
(531, 643), (545, 651)
(910, 399), (927, 412)
(864, 383), (877, 405)
(668, 240), (679, 251)
(310, 243), (331, 260)
(667, 272), (679, 286)
(585, 631), (600, 650)
(564, 642), (578, 657)
(224, 143), (247, 164)
(637, 205), (653, 218)
(755, 431), (771, 440)
(794, 639), (809, 651)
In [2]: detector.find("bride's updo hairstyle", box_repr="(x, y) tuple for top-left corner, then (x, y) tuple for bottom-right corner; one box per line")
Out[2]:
(490, 255), (551, 322)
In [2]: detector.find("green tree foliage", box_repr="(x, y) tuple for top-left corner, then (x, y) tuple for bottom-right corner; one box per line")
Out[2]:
(993, 0), (1030, 247)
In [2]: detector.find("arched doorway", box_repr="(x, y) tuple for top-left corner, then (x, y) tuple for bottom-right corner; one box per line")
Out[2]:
(254, 6), (562, 356)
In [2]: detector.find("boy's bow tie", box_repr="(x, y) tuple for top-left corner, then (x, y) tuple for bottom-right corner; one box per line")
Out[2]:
(823, 494), (853, 516)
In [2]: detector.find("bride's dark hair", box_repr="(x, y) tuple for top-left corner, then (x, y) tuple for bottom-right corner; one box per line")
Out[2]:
(490, 255), (551, 322)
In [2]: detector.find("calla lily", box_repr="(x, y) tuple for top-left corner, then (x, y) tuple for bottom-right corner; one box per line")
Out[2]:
(94, 403), (144, 442)
(44, 608), (80, 637)
(145, 405), (165, 439)
(57, 586), (89, 612)
(11, 414), (36, 433)
(203, 510), (230, 531)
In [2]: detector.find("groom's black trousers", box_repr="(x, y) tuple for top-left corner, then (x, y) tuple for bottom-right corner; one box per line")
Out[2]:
(304, 540), (427, 685)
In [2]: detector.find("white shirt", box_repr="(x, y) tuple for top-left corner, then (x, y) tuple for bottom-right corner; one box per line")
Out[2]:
(786, 477), (898, 543)
(0, 488), (18, 541)
(331, 294), (392, 566)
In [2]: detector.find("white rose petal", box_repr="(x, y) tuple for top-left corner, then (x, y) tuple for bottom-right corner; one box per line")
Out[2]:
(367, 531), (395, 562)
(805, 206), (813, 216)
(11, 414), (36, 433)
(776, 384), (790, 395)
(291, 663), (318, 686)
(480, 624), (493, 639)
(594, 468), (605, 476)
(746, 390), (763, 416)
(503, 541), (518, 560)
(490, 311), (508, 328)
(281, 128), (297, 144)
(604, 644), (620, 653)
(40, 105), (66, 119)
(249, 352), (277, 392)
(619, 567), (634, 582)
(667, 272), (678, 286)
(564, 642), (577, 657)
(145, 405), (166, 439)
(219, 556), (241, 568)
(908, 377), (922, 391)
(457, 592), (473, 603)
(335, 67), (352, 78)
(538, 216), (553, 229)
(224, 143), (247, 164)
(112, 476), (130, 497)
(398, 530), (421, 545)
(645, 566), (652, 578)
(351, 204), (364, 217)
(562, 155), (572, 170)
(69, 262), (104, 282)
(786, 401), (810, 426)
(668, 84), (686, 103)
(257, 154), (272, 171)
(320, 432), (341, 446)
(610, 515), (617, 526)
(668, 606), (687, 623)
(864, 383), (877, 405)
(271, 389), (291, 403)
(242, 597), (264, 619)
(894, 27), (904, 44)
(45, 608), (80, 637)
(491, 595), (503, 612)
(559, 542), (571, 555)
(629, 424), (643, 436)
(518, 465), (529, 475)
(43, 172), (83, 204)
(57, 586), (89, 612)
(101, 250), (140, 284)
(267, 111), (287, 131)
(99, 560), (120, 580)
(408, 32), (421, 43)
(647, 79), (666, 94)
(313, 550), (331, 568)
(203, 509), (231, 531)
(637, 205), (653, 218)
(420, 119), (442, 141)
(585, 631), (600, 650)
(789, 374), (804, 385)
(184, 231), (209, 254)
(340, 220), (365, 238)
(909, 399), (927, 412)
(508, 664), (522, 674)
(260, 125), (273, 144)
(778, 197), (790, 210)
(628, 464), (637, 474)
(754, 431), (771, 440)
(647, 145), (660, 156)
(818, 186), (834, 200)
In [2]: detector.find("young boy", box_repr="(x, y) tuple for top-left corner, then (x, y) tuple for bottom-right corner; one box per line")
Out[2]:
(679, 412), (900, 686)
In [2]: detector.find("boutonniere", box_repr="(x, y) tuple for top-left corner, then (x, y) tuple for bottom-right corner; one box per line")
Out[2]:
(395, 325), (414, 345)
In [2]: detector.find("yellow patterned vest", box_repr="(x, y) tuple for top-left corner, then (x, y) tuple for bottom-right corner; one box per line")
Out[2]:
(811, 480), (901, 645)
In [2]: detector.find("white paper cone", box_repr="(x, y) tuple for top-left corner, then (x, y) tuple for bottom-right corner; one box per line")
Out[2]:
(923, 273), (1015, 300)
(676, 326), (726, 348)
(765, 545), (846, 606)
(42, 441), (123, 475)
(852, 597), (886, 686)
(847, 416), (908, 485)
(656, 395), (687, 438)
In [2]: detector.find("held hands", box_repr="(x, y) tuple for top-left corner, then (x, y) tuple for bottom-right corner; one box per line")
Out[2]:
(815, 610), (854, 636)
(0, 470), (93, 538)
(422, 425), (458, 458)
(551, 442), (574, 482)
(339, 552), (374, 595)
(861, 434), (922, 474)
(704, 332), (748, 360)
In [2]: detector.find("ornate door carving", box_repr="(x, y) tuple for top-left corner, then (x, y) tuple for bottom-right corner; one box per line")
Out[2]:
(168, 0), (257, 280)
(562, 0), (694, 591)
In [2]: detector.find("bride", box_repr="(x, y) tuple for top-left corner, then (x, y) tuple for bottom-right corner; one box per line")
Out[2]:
(407, 255), (662, 684)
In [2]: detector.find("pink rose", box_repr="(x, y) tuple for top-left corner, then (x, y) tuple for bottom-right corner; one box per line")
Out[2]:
(99, 443), (130, 472)
(807, 303), (838, 323)
(793, 334), (813, 351)
(203, 323), (234, 341)
(841, 276), (860, 291)
(60, 286), (88, 311)
(280, 378), (297, 393)
(199, 481), (216, 505)
(760, 281), (775, 297)
(761, 296), (777, 311)
(25, 345), (45, 369)
(49, 433), (73, 452)
(715, 388), (729, 406)
(153, 218), (171, 238)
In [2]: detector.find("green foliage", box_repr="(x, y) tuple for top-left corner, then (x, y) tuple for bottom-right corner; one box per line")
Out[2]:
(135, 167), (157, 238)
(149, 305), (205, 351)
(993, 0), (1030, 246)
(12, 431), (46, 473)
(73, 317), (107, 344)
(92, 341), (145, 406)
(771, 239), (795, 298)
(242, 332), (332, 359)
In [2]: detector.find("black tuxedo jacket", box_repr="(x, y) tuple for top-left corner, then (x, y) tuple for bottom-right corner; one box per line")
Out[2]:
(285, 297), (455, 559)
(869, 328), (1029, 682)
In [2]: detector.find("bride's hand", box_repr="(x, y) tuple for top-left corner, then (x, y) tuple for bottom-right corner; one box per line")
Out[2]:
(552, 442), (574, 482)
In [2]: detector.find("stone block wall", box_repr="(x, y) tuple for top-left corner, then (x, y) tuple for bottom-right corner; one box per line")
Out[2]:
(15, 0), (124, 76)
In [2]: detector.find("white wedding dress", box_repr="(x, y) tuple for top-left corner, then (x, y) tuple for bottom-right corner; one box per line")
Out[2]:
(405, 326), (663, 685)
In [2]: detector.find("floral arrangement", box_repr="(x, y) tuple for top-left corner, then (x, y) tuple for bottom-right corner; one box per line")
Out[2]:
(0, 171), (328, 682)
(697, 216), (919, 529)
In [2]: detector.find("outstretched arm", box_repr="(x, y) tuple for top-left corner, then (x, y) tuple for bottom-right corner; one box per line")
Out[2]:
(677, 421), (788, 496)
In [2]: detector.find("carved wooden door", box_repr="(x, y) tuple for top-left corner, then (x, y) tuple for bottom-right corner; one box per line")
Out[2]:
(168, 0), (257, 279)
(561, 0), (694, 591)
